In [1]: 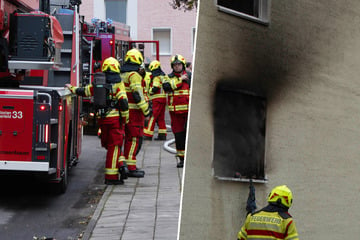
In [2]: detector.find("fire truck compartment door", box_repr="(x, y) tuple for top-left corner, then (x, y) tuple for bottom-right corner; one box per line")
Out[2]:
(0, 91), (34, 161)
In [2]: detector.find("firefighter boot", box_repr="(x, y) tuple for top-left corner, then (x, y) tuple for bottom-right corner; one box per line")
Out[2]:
(176, 156), (184, 168)
(143, 136), (153, 141)
(105, 179), (124, 185)
(119, 163), (129, 180)
(155, 133), (167, 141)
(128, 168), (145, 178)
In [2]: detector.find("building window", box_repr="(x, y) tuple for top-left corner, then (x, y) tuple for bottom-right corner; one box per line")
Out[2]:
(152, 28), (171, 55)
(213, 85), (267, 183)
(105, 0), (127, 23)
(192, 27), (196, 53)
(217, 0), (270, 25)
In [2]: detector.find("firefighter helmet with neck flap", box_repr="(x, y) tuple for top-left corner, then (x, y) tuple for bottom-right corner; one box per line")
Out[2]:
(267, 185), (293, 208)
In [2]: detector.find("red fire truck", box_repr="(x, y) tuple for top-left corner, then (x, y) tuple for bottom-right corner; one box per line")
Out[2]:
(0, 0), (86, 193)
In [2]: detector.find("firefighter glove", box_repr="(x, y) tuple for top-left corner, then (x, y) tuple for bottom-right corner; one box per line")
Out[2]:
(144, 107), (152, 117)
(180, 74), (189, 82)
(162, 82), (172, 92)
(150, 86), (160, 94)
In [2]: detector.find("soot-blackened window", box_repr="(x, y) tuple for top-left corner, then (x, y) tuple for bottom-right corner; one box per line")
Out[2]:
(218, 0), (258, 17)
(217, 0), (270, 25)
(213, 86), (266, 182)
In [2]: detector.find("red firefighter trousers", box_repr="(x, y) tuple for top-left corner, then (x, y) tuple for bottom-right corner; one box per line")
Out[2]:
(98, 116), (125, 180)
(124, 109), (144, 171)
(144, 98), (167, 137)
(169, 111), (188, 159)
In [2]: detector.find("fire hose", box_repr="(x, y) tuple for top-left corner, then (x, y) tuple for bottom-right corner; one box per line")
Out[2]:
(163, 124), (176, 154)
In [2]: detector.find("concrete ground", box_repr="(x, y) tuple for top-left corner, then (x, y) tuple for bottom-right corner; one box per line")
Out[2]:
(82, 130), (183, 240)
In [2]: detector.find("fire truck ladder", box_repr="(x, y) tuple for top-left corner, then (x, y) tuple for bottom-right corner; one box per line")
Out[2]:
(48, 11), (74, 87)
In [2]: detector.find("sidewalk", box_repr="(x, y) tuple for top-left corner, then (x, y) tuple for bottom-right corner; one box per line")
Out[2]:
(82, 131), (183, 240)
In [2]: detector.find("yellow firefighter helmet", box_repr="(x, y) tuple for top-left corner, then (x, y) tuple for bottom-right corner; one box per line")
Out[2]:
(267, 185), (293, 208)
(149, 60), (161, 71)
(170, 54), (186, 69)
(101, 57), (120, 73)
(125, 48), (144, 65)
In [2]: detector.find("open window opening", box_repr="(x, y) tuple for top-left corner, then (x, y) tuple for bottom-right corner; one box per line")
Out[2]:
(213, 85), (267, 183)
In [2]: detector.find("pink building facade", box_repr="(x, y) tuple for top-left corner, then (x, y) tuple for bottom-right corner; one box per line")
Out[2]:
(137, 0), (197, 73)
(80, 0), (197, 73)
(79, 0), (106, 23)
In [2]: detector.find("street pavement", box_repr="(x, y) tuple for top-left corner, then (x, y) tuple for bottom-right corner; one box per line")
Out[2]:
(82, 130), (183, 240)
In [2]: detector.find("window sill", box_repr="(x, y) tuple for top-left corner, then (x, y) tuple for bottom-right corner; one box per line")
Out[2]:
(217, 6), (269, 26)
(153, 52), (171, 56)
(215, 175), (268, 183)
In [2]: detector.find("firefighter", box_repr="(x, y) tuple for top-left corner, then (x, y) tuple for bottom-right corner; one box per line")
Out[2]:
(162, 54), (191, 168)
(186, 61), (192, 73)
(66, 57), (129, 185)
(139, 63), (152, 129)
(121, 48), (152, 178)
(143, 60), (168, 141)
(237, 185), (299, 240)
(139, 63), (152, 103)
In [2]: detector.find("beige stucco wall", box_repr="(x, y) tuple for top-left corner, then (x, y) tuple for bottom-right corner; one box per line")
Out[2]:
(179, 0), (360, 239)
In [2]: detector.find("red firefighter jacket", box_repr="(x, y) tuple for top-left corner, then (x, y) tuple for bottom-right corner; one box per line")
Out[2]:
(165, 70), (190, 114)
